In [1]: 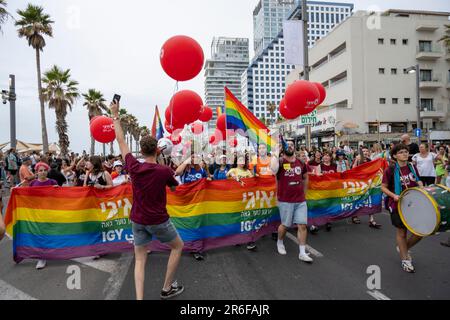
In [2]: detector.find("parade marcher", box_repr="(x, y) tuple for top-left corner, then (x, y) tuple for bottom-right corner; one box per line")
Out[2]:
(336, 150), (350, 173)
(412, 143), (437, 186)
(111, 160), (129, 186)
(6, 148), (19, 186)
(111, 101), (184, 300)
(401, 134), (419, 162)
(308, 150), (322, 176)
(271, 140), (313, 263)
(250, 144), (274, 178)
(0, 212), (5, 242)
(435, 145), (448, 185)
(103, 155), (115, 174)
(213, 155), (230, 180)
(48, 161), (67, 187)
(19, 157), (35, 187)
(61, 159), (76, 186)
(83, 156), (113, 190)
(371, 143), (384, 160)
(319, 151), (337, 232)
(74, 158), (87, 187)
(176, 154), (209, 185)
(381, 144), (423, 273)
(30, 161), (58, 270)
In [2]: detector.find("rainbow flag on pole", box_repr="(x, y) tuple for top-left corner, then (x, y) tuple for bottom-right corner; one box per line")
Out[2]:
(224, 87), (274, 151)
(151, 105), (164, 140)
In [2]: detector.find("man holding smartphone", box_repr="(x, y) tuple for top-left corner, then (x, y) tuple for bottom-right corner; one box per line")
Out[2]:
(110, 97), (185, 300)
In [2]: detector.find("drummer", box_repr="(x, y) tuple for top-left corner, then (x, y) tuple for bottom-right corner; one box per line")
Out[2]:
(381, 143), (424, 273)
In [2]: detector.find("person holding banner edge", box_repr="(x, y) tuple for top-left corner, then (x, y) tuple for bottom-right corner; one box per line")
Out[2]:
(381, 144), (423, 273)
(110, 100), (185, 300)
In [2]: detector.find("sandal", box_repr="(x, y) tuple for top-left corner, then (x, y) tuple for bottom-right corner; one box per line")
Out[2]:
(352, 217), (361, 224)
(369, 221), (382, 229)
(401, 260), (415, 273)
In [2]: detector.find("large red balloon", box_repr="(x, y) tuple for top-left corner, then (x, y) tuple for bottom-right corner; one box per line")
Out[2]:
(164, 120), (183, 134)
(198, 106), (213, 122)
(191, 122), (204, 135)
(285, 80), (320, 116)
(165, 107), (184, 128)
(279, 98), (301, 120)
(229, 137), (238, 148)
(90, 116), (116, 143)
(160, 35), (205, 82)
(169, 90), (203, 125)
(216, 114), (227, 132)
(170, 134), (182, 145)
(312, 82), (327, 106)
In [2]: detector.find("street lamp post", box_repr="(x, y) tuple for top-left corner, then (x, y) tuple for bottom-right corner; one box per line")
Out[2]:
(301, 0), (311, 150)
(406, 65), (421, 134)
(2, 75), (16, 149)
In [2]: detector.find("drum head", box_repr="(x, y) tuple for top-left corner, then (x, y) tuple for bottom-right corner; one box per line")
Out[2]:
(399, 189), (439, 236)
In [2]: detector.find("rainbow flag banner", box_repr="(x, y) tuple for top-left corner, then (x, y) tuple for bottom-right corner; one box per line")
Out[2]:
(224, 87), (274, 152)
(306, 159), (387, 226)
(5, 178), (279, 263)
(4, 160), (385, 262)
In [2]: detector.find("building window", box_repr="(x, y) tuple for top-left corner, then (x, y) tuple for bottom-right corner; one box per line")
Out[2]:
(379, 68), (385, 74)
(392, 98), (398, 104)
(419, 40), (432, 52)
(420, 69), (432, 81)
(420, 98), (433, 111)
(402, 39), (408, 45)
(404, 98), (411, 104)
(378, 38), (384, 45)
(380, 98), (386, 104)
(390, 39), (396, 45)
(391, 68), (397, 75)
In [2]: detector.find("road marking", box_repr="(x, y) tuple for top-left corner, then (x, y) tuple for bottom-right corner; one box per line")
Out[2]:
(367, 290), (391, 300)
(0, 279), (37, 300)
(72, 257), (120, 274)
(103, 253), (134, 300)
(286, 232), (324, 258)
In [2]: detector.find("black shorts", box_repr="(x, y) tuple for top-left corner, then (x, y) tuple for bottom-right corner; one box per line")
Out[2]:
(389, 207), (406, 230)
(420, 176), (435, 186)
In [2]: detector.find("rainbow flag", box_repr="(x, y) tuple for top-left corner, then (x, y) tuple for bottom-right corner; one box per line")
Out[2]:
(151, 105), (164, 140)
(306, 159), (387, 226)
(224, 87), (274, 152)
(5, 179), (279, 262)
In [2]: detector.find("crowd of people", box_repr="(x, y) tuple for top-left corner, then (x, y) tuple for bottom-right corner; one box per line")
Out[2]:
(1, 120), (450, 298)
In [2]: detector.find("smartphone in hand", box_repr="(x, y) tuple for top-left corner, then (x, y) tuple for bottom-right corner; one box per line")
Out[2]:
(113, 94), (121, 104)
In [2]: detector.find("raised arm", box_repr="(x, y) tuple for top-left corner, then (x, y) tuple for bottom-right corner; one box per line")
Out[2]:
(110, 101), (130, 159)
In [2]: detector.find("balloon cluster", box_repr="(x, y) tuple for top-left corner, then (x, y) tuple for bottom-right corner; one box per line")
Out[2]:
(280, 81), (326, 120)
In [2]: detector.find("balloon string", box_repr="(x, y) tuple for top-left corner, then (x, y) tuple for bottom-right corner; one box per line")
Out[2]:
(169, 81), (179, 128)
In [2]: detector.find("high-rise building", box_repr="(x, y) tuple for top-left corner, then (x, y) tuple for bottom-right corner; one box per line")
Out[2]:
(204, 37), (249, 123)
(253, 0), (354, 54)
(284, 9), (450, 147)
(244, 1), (353, 123)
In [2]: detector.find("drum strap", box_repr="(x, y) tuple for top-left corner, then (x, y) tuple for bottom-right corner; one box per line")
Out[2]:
(394, 163), (419, 196)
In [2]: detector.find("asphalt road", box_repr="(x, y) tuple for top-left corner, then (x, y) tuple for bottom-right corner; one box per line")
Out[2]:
(1, 200), (449, 300)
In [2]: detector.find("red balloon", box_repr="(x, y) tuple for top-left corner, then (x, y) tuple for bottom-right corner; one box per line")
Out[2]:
(312, 82), (327, 106)
(90, 115), (101, 124)
(209, 135), (216, 144)
(170, 90), (203, 125)
(191, 122), (204, 135)
(279, 98), (301, 120)
(170, 134), (182, 145)
(164, 120), (183, 134)
(216, 114), (227, 132)
(229, 137), (238, 148)
(198, 106), (213, 122)
(165, 107), (184, 128)
(90, 116), (116, 143)
(160, 35), (205, 82)
(285, 80), (320, 116)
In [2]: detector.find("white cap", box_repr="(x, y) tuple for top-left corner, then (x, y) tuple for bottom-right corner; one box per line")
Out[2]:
(113, 160), (123, 168)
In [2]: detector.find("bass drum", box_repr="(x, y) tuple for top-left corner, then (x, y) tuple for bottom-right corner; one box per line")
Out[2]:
(398, 185), (450, 237)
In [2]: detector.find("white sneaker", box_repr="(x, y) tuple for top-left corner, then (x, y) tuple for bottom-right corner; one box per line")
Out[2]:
(396, 246), (412, 262)
(36, 260), (47, 270)
(299, 253), (313, 263)
(277, 242), (287, 255)
(401, 260), (415, 273)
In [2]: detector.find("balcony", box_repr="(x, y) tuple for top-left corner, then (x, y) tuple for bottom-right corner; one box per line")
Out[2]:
(420, 103), (447, 120)
(416, 25), (439, 32)
(419, 74), (443, 89)
(416, 45), (442, 60)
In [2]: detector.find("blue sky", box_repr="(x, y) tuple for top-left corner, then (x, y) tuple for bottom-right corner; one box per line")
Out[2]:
(0, 0), (449, 153)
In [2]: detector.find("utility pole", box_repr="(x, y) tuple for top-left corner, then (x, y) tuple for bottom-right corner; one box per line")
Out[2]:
(301, 0), (311, 150)
(2, 75), (17, 149)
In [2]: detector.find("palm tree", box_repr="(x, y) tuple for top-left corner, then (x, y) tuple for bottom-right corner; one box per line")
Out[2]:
(267, 102), (276, 125)
(140, 126), (151, 138)
(439, 24), (450, 53)
(0, 0), (11, 32)
(42, 66), (79, 157)
(83, 89), (107, 156)
(16, 4), (54, 153)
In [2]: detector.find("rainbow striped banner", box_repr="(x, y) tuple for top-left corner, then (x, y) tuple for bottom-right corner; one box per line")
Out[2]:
(5, 178), (279, 263)
(4, 160), (385, 262)
(306, 159), (386, 226)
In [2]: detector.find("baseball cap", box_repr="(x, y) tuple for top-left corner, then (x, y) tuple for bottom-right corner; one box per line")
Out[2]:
(113, 160), (123, 168)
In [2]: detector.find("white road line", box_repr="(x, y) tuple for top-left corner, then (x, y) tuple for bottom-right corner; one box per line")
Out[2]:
(71, 257), (121, 274)
(0, 279), (37, 300)
(367, 290), (391, 300)
(103, 253), (134, 300)
(285, 232), (324, 258)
